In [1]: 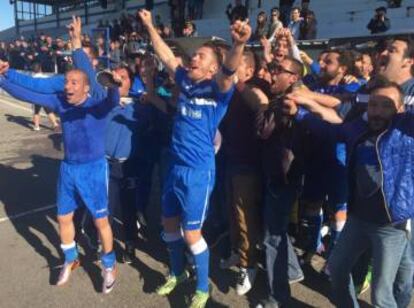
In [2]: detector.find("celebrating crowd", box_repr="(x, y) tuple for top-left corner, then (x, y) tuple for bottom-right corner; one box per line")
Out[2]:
(0, 2), (414, 308)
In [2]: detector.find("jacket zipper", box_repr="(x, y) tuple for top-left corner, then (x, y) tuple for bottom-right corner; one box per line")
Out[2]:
(375, 129), (393, 223)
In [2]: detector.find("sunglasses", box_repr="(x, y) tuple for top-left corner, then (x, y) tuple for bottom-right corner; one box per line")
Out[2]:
(267, 63), (296, 75)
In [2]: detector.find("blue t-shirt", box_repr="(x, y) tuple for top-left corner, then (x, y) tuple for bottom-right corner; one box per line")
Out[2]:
(169, 67), (234, 169)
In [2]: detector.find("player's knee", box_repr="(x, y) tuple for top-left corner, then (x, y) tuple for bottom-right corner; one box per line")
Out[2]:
(184, 229), (202, 245)
(58, 213), (74, 225)
(94, 216), (110, 230)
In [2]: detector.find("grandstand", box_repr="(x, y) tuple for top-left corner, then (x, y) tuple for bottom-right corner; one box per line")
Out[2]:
(1, 0), (414, 42)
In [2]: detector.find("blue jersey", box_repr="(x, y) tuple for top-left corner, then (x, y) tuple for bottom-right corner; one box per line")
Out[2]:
(0, 78), (119, 164)
(169, 67), (234, 169)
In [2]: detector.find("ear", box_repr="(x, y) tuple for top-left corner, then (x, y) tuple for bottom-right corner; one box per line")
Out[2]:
(402, 57), (414, 69)
(85, 84), (90, 94)
(210, 62), (219, 76)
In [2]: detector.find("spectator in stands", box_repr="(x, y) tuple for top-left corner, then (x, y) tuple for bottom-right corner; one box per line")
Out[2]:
(36, 43), (55, 73)
(109, 40), (122, 66)
(267, 8), (283, 42)
(299, 10), (317, 40)
(300, 0), (313, 20)
(252, 11), (267, 41)
(30, 61), (60, 132)
(388, 0), (402, 8)
(288, 7), (303, 40)
(111, 19), (122, 41)
(226, 0), (249, 24)
(367, 6), (391, 34)
(279, 0), (295, 26)
(0, 42), (8, 61)
(182, 20), (198, 37)
(354, 52), (373, 84)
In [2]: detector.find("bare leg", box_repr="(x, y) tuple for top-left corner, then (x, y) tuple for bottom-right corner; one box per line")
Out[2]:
(94, 217), (113, 254)
(58, 212), (75, 244)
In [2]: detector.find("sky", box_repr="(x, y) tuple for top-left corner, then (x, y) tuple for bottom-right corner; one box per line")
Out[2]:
(0, 2), (15, 31)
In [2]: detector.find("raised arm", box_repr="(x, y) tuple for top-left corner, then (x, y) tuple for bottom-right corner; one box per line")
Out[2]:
(0, 77), (60, 111)
(216, 20), (252, 93)
(0, 59), (64, 93)
(138, 10), (178, 75)
(68, 16), (106, 101)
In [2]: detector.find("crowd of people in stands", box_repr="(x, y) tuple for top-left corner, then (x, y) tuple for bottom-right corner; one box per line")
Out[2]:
(0, 1), (413, 308)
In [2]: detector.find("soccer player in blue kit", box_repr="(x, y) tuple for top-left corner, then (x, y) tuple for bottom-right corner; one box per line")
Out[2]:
(0, 68), (120, 294)
(138, 9), (251, 308)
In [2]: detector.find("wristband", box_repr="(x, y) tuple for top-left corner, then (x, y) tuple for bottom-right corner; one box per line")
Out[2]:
(221, 65), (236, 76)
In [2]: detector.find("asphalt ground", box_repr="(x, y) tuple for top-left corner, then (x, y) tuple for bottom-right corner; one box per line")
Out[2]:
(0, 93), (379, 308)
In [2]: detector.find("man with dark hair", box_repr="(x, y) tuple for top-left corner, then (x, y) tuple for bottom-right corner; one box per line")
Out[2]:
(219, 49), (265, 295)
(0, 67), (121, 293)
(226, 0), (249, 24)
(377, 37), (414, 110)
(367, 6), (391, 34)
(287, 77), (414, 308)
(252, 56), (305, 308)
(139, 9), (251, 308)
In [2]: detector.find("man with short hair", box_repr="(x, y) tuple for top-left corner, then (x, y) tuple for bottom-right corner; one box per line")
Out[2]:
(252, 57), (306, 308)
(0, 67), (120, 293)
(219, 50), (265, 295)
(287, 77), (414, 308)
(287, 7), (303, 40)
(138, 9), (251, 308)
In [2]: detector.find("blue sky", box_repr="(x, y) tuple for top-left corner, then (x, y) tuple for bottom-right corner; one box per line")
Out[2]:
(0, 2), (15, 31)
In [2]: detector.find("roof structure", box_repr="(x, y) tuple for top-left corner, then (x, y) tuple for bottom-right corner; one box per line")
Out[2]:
(10, 0), (83, 5)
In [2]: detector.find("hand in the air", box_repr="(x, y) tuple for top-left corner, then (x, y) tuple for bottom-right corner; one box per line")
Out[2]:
(138, 9), (153, 28)
(231, 20), (252, 44)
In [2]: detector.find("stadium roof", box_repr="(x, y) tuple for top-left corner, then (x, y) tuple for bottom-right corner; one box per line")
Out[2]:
(14, 0), (84, 6)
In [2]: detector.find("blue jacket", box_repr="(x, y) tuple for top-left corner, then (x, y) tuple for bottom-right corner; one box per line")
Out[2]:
(296, 108), (414, 223)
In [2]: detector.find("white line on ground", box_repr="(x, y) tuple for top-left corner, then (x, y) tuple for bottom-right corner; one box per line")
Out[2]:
(0, 204), (56, 224)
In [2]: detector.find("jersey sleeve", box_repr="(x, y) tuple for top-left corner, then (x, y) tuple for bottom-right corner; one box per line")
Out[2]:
(0, 78), (60, 112)
(6, 69), (64, 94)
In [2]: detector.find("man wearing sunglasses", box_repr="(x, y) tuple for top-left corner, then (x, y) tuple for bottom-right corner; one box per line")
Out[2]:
(253, 57), (305, 308)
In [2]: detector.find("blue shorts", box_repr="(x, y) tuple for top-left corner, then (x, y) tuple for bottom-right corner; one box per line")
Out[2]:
(57, 158), (109, 219)
(162, 165), (215, 230)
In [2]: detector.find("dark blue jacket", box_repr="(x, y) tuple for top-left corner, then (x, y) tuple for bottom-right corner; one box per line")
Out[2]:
(296, 108), (414, 223)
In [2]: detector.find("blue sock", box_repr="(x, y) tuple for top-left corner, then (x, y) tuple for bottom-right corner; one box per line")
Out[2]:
(101, 251), (116, 269)
(61, 242), (78, 263)
(167, 238), (185, 277)
(163, 232), (185, 277)
(190, 238), (209, 293)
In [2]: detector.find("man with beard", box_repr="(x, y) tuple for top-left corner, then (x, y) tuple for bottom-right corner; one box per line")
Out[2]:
(287, 77), (414, 308)
(295, 50), (358, 263)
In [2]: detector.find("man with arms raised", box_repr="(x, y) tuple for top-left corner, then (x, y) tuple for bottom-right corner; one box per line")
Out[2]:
(138, 9), (251, 308)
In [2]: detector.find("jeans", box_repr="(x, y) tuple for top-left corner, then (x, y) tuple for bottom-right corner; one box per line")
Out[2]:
(393, 219), (414, 308)
(263, 183), (303, 305)
(329, 215), (413, 308)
